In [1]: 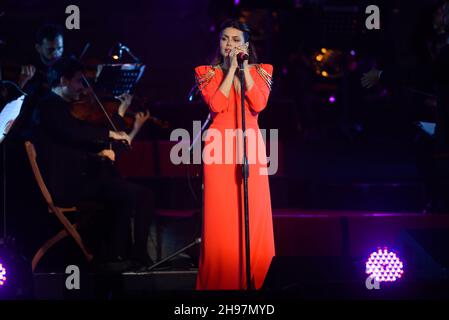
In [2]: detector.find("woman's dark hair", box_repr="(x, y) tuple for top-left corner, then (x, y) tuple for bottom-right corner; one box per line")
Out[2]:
(210, 19), (258, 66)
(48, 56), (84, 88)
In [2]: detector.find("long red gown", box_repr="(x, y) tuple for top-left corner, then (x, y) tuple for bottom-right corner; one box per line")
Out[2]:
(195, 63), (275, 290)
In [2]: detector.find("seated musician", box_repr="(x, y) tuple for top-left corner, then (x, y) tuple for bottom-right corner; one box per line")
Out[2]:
(19, 24), (64, 92)
(31, 56), (155, 271)
(7, 24), (65, 139)
(0, 24), (65, 263)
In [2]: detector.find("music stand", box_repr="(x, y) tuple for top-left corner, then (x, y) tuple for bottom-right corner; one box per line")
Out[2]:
(1, 95), (26, 242)
(94, 63), (146, 96)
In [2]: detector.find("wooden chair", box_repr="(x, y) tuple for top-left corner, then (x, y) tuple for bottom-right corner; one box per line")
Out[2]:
(24, 141), (93, 272)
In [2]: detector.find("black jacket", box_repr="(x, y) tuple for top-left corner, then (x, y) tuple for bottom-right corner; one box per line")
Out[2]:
(31, 91), (113, 206)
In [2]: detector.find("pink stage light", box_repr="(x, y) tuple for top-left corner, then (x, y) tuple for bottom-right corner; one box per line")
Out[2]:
(0, 262), (6, 286)
(366, 248), (404, 282)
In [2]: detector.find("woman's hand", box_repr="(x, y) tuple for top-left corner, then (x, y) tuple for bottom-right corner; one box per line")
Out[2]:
(117, 92), (133, 117)
(229, 43), (249, 70)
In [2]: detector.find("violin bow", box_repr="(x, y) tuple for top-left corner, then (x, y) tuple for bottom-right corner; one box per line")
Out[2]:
(77, 42), (120, 133)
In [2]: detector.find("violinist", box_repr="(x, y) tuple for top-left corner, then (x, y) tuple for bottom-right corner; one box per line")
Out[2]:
(31, 56), (155, 271)
(19, 24), (64, 94)
(6, 24), (65, 140)
(1, 24), (65, 261)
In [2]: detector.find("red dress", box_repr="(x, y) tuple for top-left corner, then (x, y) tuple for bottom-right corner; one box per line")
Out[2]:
(195, 64), (275, 290)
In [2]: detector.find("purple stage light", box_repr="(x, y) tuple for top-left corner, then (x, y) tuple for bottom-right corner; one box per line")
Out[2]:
(0, 262), (6, 286)
(329, 96), (336, 103)
(234, 0), (240, 6)
(366, 248), (404, 282)
(350, 50), (356, 56)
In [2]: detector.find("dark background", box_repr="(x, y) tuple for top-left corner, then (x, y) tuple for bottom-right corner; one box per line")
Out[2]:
(1, 0), (446, 263)
(0, 0), (443, 208)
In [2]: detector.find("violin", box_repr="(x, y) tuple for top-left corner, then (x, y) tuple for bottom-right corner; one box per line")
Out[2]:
(69, 89), (170, 130)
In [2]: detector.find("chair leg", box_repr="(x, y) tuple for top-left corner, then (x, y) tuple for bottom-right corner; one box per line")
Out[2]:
(32, 229), (69, 272)
(51, 207), (94, 263)
(31, 221), (94, 272)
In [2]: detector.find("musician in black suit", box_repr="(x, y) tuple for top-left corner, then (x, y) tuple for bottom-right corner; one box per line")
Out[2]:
(31, 56), (154, 270)
(361, 1), (449, 213)
(1, 24), (66, 262)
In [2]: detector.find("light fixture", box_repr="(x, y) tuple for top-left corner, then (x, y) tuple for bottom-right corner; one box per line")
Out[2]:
(366, 248), (404, 283)
(108, 42), (141, 63)
(0, 262), (6, 286)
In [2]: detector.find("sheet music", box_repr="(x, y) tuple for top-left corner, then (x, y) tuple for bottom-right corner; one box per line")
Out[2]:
(0, 95), (25, 144)
(94, 63), (145, 96)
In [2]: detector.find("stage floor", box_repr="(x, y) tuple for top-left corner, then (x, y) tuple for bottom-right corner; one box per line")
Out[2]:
(25, 209), (449, 300)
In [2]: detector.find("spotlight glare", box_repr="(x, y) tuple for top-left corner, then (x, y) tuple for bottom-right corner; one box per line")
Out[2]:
(365, 248), (404, 283)
(0, 262), (6, 287)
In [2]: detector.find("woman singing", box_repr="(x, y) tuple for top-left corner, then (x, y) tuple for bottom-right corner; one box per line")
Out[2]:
(195, 19), (275, 290)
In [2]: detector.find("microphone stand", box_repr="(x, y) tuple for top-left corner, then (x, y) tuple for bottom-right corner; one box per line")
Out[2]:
(238, 59), (252, 290)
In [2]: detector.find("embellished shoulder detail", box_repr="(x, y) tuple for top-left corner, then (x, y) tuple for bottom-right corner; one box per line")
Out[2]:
(195, 65), (220, 92)
(254, 64), (273, 91)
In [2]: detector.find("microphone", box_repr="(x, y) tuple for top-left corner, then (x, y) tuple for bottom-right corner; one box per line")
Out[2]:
(187, 84), (199, 102)
(237, 52), (249, 64)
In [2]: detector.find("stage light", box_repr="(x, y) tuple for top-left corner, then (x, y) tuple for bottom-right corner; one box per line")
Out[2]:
(321, 71), (329, 77)
(0, 262), (6, 286)
(350, 50), (356, 56)
(366, 248), (404, 283)
(234, 0), (240, 5)
(321, 48), (327, 54)
(316, 54), (323, 62)
(329, 95), (336, 103)
(0, 242), (34, 299)
(109, 43), (123, 61)
(108, 42), (141, 63)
